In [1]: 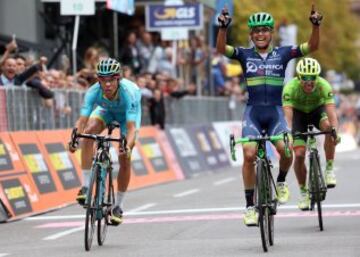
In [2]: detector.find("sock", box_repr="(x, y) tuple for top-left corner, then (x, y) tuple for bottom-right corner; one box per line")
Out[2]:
(115, 191), (125, 209)
(82, 169), (91, 188)
(245, 189), (254, 208)
(277, 169), (287, 183)
(326, 160), (334, 171)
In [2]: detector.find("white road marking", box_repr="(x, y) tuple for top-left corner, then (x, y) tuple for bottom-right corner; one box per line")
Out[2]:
(0, 253), (10, 257)
(26, 215), (84, 220)
(173, 189), (200, 198)
(128, 203), (157, 213)
(26, 203), (360, 221)
(213, 177), (236, 186)
(43, 226), (84, 240)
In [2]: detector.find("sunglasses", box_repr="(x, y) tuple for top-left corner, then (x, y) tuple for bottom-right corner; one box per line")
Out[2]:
(300, 75), (317, 81)
(251, 26), (272, 34)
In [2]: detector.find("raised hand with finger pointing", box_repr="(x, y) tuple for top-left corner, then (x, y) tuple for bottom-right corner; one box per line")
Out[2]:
(217, 6), (232, 29)
(309, 4), (323, 26)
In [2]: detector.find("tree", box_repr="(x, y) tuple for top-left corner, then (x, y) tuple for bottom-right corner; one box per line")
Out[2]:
(229, 0), (360, 80)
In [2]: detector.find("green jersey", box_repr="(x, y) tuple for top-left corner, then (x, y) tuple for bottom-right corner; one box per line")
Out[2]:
(282, 76), (335, 113)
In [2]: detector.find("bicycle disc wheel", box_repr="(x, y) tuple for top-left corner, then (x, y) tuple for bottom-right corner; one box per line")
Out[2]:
(97, 167), (112, 246)
(256, 160), (269, 252)
(310, 153), (323, 231)
(85, 166), (97, 251)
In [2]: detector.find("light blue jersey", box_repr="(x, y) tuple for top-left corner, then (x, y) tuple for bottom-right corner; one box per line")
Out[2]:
(80, 78), (142, 135)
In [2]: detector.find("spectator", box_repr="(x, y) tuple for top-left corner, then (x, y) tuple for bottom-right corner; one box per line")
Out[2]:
(0, 38), (17, 68)
(211, 49), (227, 95)
(189, 35), (208, 90)
(77, 47), (99, 85)
(120, 31), (142, 74)
(157, 47), (176, 78)
(136, 74), (152, 99)
(123, 65), (135, 81)
(0, 56), (47, 88)
(149, 88), (165, 129)
(137, 32), (154, 73)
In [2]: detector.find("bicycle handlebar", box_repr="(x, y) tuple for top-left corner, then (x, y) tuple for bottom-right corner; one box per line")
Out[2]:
(229, 133), (291, 161)
(292, 127), (337, 140)
(70, 128), (122, 150)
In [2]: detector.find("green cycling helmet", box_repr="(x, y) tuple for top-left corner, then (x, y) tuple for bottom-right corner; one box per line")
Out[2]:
(248, 12), (274, 29)
(96, 58), (121, 77)
(296, 58), (321, 76)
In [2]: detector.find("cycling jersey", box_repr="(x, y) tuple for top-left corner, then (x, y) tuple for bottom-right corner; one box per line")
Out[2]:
(282, 76), (335, 113)
(80, 78), (142, 135)
(225, 43), (309, 106)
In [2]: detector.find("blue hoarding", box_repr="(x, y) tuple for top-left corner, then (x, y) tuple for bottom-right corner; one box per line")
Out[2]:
(146, 4), (203, 31)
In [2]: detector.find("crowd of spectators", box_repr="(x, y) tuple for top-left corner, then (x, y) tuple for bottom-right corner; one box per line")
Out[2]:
(0, 27), (359, 135)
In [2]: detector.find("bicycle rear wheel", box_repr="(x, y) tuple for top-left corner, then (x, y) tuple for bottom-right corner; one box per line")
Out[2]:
(256, 160), (269, 252)
(310, 153), (323, 231)
(85, 166), (98, 251)
(97, 166), (114, 246)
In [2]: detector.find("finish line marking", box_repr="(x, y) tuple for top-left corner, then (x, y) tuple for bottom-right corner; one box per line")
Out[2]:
(39, 209), (360, 240)
(25, 203), (360, 221)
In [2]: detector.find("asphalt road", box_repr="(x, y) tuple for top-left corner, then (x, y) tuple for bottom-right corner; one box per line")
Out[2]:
(1, 149), (359, 257)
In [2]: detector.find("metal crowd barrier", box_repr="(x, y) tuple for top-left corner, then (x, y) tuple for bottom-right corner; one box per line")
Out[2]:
(0, 87), (245, 131)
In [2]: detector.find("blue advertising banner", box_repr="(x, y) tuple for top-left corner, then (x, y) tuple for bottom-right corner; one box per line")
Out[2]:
(165, 127), (207, 178)
(146, 3), (203, 31)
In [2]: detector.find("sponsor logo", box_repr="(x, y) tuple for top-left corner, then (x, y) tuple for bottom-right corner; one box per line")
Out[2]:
(246, 62), (284, 73)
(154, 7), (195, 20)
(246, 62), (258, 73)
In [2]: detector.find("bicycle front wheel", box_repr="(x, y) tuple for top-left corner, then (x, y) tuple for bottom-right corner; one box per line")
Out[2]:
(256, 160), (269, 252)
(97, 166), (113, 246)
(310, 153), (324, 231)
(85, 166), (97, 251)
(267, 165), (275, 246)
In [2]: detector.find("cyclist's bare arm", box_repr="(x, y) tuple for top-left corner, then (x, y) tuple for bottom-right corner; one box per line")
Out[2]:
(125, 121), (136, 150)
(307, 4), (322, 52)
(75, 116), (89, 134)
(216, 7), (232, 55)
(68, 116), (89, 152)
(324, 104), (338, 129)
(283, 106), (293, 130)
(216, 29), (228, 55)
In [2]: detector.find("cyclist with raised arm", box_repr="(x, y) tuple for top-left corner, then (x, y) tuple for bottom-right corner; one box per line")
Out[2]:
(68, 58), (141, 225)
(216, 5), (322, 226)
(282, 58), (339, 211)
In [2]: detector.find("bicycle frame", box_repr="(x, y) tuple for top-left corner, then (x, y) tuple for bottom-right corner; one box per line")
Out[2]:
(230, 133), (290, 252)
(294, 124), (336, 231)
(70, 123), (123, 251)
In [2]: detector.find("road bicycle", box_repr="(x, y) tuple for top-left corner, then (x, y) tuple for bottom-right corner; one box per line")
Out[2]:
(230, 132), (290, 252)
(293, 125), (337, 231)
(70, 122), (126, 251)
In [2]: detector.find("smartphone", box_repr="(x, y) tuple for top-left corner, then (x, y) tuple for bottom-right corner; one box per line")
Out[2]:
(12, 34), (16, 41)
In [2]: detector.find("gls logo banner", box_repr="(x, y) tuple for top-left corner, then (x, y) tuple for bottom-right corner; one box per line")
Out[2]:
(146, 4), (203, 31)
(246, 62), (284, 73)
